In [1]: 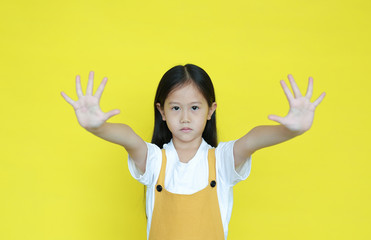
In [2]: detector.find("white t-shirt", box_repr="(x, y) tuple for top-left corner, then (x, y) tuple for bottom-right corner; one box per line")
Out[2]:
(128, 139), (252, 240)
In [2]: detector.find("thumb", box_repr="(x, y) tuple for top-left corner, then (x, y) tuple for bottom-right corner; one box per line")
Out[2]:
(268, 114), (285, 125)
(104, 109), (121, 121)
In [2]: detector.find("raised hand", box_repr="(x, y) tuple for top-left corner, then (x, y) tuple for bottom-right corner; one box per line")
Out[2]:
(268, 74), (325, 134)
(61, 71), (120, 130)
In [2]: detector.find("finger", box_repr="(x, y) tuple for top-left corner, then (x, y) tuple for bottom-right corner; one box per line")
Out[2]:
(95, 77), (108, 100)
(313, 92), (326, 107)
(305, 77), (313, 99)
(61, 91), (76, 107)
(288, 74), (303, 98)
(86, 71), (94, 96)
(76, 75), (83, 98)
(268, 114), (285, 125)
(280, 80), (294, 103)
(104, 109), (120, 121)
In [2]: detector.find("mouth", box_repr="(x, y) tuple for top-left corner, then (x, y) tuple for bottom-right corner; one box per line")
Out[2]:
(180, 127), (192, 133)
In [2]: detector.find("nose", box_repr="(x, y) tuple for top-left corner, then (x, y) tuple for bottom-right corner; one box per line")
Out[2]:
(180, 110), (190, 123)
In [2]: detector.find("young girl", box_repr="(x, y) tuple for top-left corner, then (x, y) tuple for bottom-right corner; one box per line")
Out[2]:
(61, 64), (325, 240)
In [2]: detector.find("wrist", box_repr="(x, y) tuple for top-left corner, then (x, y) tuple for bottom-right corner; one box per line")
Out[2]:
(284, 126), (305, 137)
(85, 122), (106, 134)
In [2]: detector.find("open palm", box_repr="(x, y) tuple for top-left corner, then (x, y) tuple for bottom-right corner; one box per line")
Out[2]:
(61, 71), (120, 130)
(268, 75), (326, 134)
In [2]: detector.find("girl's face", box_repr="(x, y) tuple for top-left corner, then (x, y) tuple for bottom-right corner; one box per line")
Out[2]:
(156, 83), (217, 147)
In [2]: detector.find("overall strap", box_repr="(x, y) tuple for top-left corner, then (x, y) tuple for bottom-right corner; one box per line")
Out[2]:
(207, 148), (216, 182)
(157, 149), (167, 186)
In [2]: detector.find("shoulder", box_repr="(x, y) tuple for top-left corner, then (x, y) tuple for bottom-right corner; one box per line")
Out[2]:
(128, 142), (163, 186)
(215, 140), (236, 155)
(215, 140), (252, 185)
(201, 139), (236, 161)
(214, 140), (236, 168)
(146, 142), (163, 157)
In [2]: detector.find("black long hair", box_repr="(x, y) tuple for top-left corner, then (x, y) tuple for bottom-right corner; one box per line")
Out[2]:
(151, 64), (218, 147)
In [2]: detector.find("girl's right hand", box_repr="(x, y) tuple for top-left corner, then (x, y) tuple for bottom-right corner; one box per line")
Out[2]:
(61, 71), (120, 131)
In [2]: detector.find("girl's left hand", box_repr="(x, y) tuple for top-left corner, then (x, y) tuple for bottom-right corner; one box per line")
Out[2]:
(268, 75), (326, 135)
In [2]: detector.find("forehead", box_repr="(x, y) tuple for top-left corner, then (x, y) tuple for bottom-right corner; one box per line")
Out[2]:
(166, 83), (207, 104)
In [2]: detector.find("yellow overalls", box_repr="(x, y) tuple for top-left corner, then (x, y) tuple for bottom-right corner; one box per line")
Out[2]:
(149, 148), (225, 240)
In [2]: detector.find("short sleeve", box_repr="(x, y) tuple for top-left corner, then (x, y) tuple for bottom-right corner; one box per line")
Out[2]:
(128, 142), (162, 187)
(216, 140), (252, 186)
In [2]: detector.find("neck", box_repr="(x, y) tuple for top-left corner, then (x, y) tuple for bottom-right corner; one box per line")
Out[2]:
(172, 137), (203, 163)
(172, 137), (203, 152)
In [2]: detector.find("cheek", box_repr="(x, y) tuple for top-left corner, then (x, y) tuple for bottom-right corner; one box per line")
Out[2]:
(196, 113), (209, 128)
(164, 114), (177, 127)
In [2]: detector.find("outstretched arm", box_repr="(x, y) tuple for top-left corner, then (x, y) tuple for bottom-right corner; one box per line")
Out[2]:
(234, 74), (326, 168)
(61, 71), (147, 173)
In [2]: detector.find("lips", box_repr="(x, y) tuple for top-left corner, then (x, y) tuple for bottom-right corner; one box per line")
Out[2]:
(181, 127), (192, 132)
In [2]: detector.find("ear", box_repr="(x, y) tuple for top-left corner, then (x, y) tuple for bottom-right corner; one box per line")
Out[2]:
(207, 102), (217, 120)
(156, 103), (166, 121)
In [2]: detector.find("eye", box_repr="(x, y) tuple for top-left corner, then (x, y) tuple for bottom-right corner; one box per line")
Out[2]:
(191, 106), (199, 111)
(172, 106), (180, 111)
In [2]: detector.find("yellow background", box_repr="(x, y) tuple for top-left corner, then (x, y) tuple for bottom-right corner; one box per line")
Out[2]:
(1, 0), (370, 239)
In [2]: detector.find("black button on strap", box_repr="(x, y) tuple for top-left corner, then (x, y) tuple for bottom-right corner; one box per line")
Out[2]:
(210, 180), (216, 188)
(156, 185), (163, 192)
